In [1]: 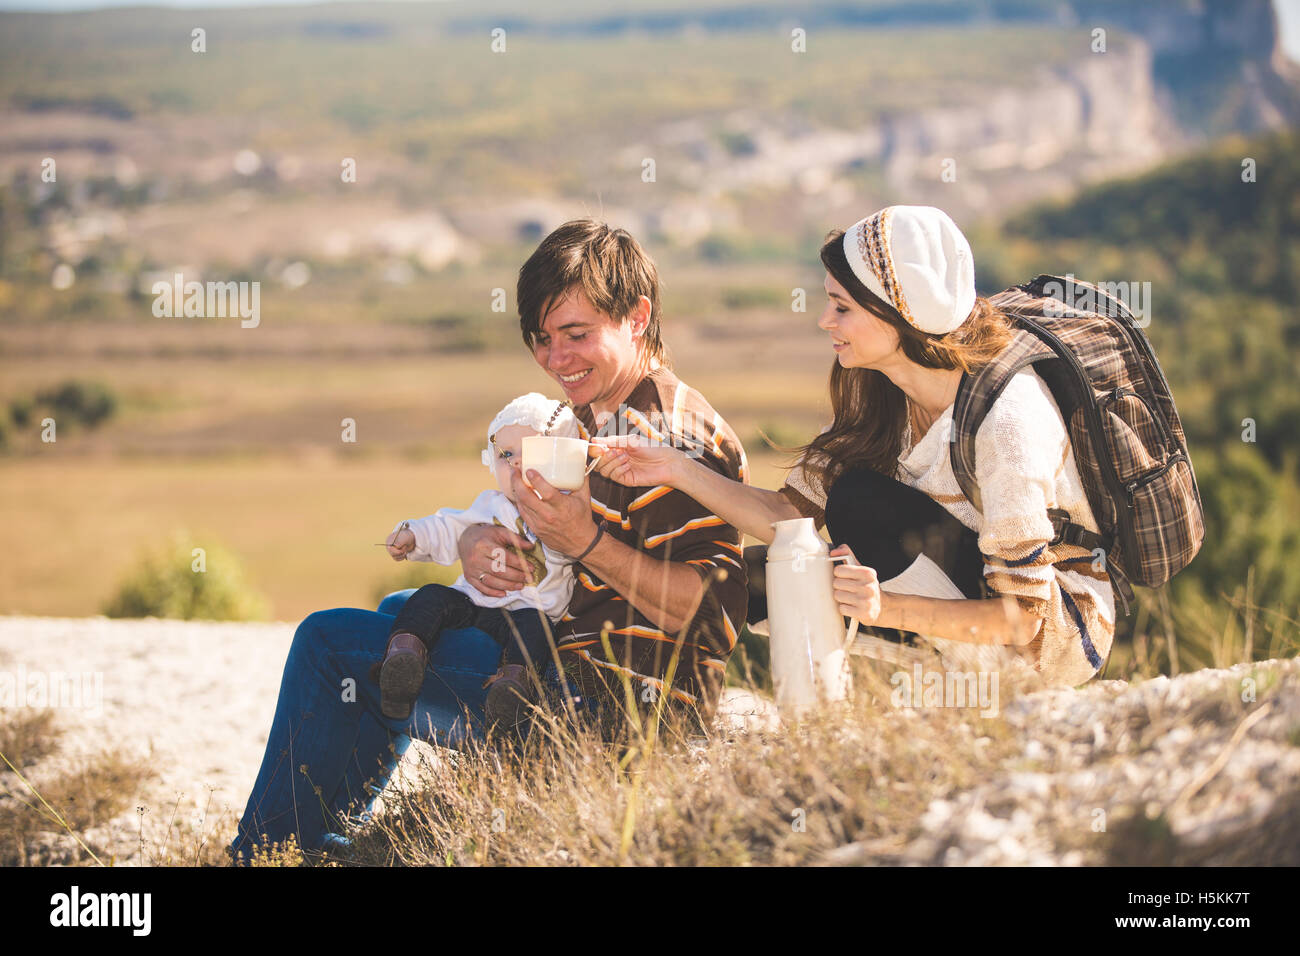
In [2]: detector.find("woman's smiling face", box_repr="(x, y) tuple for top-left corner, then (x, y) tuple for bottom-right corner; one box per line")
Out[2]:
(818, 271), (900, 369)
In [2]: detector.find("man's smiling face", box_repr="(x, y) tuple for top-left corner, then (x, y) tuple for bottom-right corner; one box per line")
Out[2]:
(530, 287), (650, 414)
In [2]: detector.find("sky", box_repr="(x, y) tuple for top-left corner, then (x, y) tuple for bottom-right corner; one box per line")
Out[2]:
(1277, 0), (1300, 58)
(0, 0), (1299, 65)
(0, 0), (434, 7)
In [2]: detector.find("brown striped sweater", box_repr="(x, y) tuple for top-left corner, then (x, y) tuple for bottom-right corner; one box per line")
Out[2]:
(559, 366), (750, 717)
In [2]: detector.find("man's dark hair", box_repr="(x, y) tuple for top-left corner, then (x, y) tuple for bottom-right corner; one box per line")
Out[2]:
(517, 219), (668, 366)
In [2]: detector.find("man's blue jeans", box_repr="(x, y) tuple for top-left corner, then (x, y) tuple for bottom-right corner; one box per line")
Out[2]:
(227, 589), (561, 861)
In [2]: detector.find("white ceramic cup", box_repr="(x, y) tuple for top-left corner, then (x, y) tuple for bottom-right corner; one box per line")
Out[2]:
(522, 435), (590, 492)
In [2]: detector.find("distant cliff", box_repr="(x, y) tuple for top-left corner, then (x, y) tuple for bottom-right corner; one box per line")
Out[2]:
(876, 39), (1173, 212)
(637, 37), (1185, 224)
(1072, 0), (1300, 134)
(446, 0), (1300, 140)
(457, 0), (1300, 223)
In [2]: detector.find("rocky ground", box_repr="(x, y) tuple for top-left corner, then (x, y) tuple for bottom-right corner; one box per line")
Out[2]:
(825, 658), (1300, 865)
(0, 616), (1295, 866)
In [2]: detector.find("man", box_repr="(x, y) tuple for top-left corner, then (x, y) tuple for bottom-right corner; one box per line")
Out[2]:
(458, 219), (749, 724)
(227, 219), (748, 862)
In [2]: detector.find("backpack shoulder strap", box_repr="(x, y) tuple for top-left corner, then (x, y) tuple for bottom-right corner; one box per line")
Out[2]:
(956, 279), (1142, 617)
(950, 317), (1054, 513)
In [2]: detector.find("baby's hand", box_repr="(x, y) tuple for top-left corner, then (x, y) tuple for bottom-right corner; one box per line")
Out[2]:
(386, 525), (416, 561)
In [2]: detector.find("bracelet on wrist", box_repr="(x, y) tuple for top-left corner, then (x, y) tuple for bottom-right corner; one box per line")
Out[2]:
(573, 522), (605, 562)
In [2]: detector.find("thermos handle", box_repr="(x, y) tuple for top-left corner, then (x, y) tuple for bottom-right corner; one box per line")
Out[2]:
(829, 552), (861, 651)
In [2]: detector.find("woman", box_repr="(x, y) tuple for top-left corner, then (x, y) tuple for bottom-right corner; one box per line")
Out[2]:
(591, 205), (1114, 686)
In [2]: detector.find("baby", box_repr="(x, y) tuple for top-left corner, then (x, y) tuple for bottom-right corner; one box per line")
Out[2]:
(378, 393), (582, 729)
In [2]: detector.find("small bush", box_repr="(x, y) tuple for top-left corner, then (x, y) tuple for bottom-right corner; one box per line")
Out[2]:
(19, 380), (117, 430)
(103, 534), (270, 621)
(4, 381), (117, 449)
(7, 397), (33, 429)
(42, 380), (117, 427)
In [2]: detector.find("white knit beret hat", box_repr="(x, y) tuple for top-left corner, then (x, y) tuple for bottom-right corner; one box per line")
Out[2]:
(481, 393), (580, 470)
(842, 205), (976, 335)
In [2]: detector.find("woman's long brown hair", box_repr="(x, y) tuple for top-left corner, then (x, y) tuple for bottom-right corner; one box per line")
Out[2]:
(795, 228), (1015, 493)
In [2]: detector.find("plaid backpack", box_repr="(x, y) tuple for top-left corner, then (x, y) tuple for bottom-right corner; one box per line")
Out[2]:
(949, 274), (1205, 615)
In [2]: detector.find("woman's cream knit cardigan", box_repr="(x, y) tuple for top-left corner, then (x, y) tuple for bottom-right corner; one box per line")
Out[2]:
(787, 368), (1115, 686)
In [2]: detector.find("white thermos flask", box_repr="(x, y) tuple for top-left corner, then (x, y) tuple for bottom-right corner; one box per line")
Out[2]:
(765, 517), (856, 717)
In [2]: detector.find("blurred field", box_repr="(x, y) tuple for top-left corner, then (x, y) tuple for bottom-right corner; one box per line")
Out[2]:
(1, 322), (832, 440)
(0, 361), (797, 620)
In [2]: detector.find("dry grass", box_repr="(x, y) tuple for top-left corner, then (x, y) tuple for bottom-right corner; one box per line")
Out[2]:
(325, 659), (1031, 867)
(0, 708), (154, 866)
(281, 598), (1297, 869)
(3, 614), (1294, 867)
(0, 709), (59, 770)
(132, 790), (251, 867)
(1108, 581), (1300, 682)
(0, 705), (244, 866)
